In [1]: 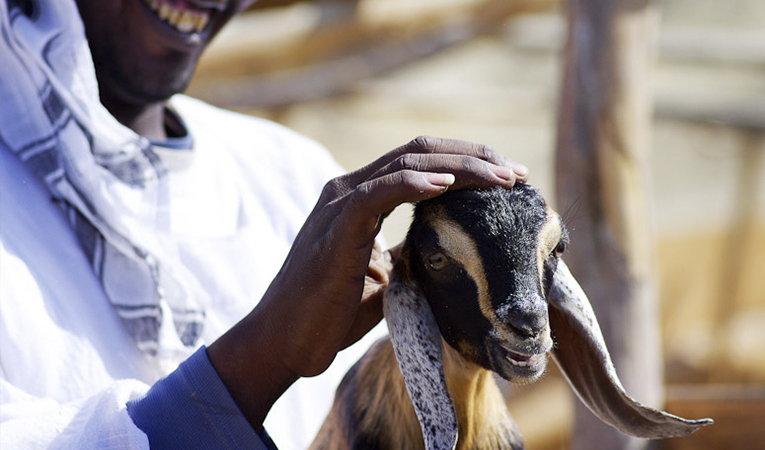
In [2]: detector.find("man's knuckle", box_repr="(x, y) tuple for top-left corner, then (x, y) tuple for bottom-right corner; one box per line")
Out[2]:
(462, 156), (486, 176)
(323, 178), (342, 194)
(396, 153), (420, 171)
(477, 144), (496, 160)
(321, 177), (346, 199)
(412, 135), (438, 153)
(349, 182), (373, 206)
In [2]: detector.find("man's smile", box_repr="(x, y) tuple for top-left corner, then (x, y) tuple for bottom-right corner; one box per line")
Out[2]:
(142, 0), (212, 34)
(137, 0), (230, 46)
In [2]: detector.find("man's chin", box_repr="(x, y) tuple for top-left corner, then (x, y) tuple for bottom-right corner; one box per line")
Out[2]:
(97, 63), (193, 112)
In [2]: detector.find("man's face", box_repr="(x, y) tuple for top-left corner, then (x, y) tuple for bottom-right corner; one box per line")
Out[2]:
(75, 0), (255, 107)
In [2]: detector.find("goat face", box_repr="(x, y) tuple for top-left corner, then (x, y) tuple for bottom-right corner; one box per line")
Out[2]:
(383, 183), (712, 450)
(405, 184), (565, 383)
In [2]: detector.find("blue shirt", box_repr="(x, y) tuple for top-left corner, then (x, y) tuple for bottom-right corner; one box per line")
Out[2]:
(127, 346), (278, 450)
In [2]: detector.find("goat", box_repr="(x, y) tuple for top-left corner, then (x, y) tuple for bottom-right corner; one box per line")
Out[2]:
(309, 183), (711, 450)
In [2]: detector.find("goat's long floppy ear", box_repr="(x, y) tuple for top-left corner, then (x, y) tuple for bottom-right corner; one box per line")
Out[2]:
(548, 260), (713, 438)
(384, 262), (459, 450)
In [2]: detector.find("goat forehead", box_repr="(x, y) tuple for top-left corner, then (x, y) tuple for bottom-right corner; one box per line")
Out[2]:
(415, 186), (564, 306)
(439, 187), (547, 239)
(420, 207), (549, 303)
(425, 187), (551, 263)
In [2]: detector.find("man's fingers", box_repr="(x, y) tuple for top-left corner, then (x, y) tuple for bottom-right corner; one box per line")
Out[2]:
(329, 170), (449, 245)
(506, 159), (529, 182)
(399, 136), (529, 183)
(336, 158), (518, 247)
(367, 152), (519, 191)
(342, 136), (526, 188)
(340, 285), (384, 349)
(312, 135), (531, 282)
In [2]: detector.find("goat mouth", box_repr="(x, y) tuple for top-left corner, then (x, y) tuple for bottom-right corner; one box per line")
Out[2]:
(492, 344), (548, 381)
(503, 349), (544, 368)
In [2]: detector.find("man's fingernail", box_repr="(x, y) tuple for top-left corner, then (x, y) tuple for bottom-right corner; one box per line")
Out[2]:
(512, 164), (528, 178)
(491, 166), (515, 182)
(427, 173), (456, 187)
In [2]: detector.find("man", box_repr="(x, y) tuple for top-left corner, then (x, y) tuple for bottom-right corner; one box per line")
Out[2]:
(0, 0), (529, 448)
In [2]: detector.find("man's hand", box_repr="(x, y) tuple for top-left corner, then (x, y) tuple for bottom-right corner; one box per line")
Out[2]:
(206, 136), (528, 429)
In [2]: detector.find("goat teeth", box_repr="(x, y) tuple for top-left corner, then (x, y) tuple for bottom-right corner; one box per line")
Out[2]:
(506, 354), (540, 367)
(507, 357), (529, 367)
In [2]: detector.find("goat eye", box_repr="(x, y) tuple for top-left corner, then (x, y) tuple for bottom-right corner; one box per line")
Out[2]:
(427, 252), (450, 271)
(553, 240), (566, 258)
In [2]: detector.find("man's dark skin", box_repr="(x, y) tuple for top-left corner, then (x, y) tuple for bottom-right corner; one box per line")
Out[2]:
(74, 0), (530, 433)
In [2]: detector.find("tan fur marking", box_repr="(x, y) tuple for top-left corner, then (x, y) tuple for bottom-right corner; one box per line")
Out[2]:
(426, 206), (496, 325)
(536, 207), (563, 290)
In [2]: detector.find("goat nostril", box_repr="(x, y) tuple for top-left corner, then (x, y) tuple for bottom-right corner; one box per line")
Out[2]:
(508, 313), (547, 338)
(497, 297), (549, 337)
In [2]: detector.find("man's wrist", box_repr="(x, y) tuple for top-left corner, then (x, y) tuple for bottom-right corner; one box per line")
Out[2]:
(206, 307), (300, 430)
(127, 346), (274, 449)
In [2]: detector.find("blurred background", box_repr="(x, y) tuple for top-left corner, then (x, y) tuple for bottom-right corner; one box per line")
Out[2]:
(187, 0), (765, 448)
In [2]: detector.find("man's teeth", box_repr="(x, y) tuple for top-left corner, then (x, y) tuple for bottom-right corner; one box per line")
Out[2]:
(145, 0), (210, 34)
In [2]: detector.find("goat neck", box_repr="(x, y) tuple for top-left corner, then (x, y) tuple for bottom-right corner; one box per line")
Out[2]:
(441, 341), (524, 450)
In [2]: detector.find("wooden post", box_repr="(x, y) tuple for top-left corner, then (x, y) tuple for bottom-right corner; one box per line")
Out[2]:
(554, 0), (662, 449)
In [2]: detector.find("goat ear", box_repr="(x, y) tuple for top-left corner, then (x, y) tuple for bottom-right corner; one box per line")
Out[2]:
(548, 260), (713, 438)
(384, 262), (459, 450)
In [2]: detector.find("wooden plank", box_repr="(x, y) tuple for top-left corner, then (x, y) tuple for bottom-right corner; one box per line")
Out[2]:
(190, 0), (556, 108)
(659, 27), (765, 66)
(662, 385), (765, 450)
(553, 0), (663, 449)
(507, 15), (765, 66)
(656, 97), (765, 131)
